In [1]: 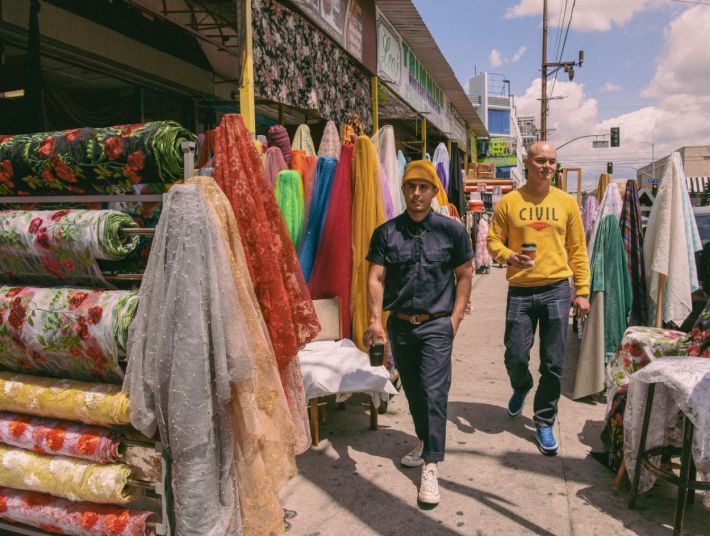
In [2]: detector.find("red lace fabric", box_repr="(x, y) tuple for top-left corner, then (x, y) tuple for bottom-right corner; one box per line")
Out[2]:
(309, 144), (353, 338)
(212, 115), (321, 370)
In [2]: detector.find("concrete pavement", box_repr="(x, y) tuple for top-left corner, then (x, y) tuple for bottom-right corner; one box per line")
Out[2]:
(281, 267), (709, 535)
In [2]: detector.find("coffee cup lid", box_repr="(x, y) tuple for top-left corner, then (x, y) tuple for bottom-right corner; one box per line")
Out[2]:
(521, 242), (537, 248)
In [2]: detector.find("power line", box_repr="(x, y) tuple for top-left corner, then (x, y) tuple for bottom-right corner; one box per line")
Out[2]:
(670, 0), (710, 6)
(549, 0), (577, 103)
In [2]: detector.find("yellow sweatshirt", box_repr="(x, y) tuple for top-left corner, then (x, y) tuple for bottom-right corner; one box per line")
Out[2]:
(486, 185), (590, 295)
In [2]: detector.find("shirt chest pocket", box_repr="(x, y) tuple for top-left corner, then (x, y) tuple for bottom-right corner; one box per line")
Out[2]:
(423, 247), (452, 268)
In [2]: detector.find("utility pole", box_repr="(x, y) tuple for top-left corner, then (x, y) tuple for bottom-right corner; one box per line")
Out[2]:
(540, 0), (548, 141)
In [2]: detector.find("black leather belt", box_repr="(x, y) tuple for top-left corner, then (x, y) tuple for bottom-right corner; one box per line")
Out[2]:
(392, 311), (450, 325)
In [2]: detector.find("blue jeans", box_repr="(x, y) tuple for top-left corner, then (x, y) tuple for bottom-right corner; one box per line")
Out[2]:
(504, 280), (571, 427)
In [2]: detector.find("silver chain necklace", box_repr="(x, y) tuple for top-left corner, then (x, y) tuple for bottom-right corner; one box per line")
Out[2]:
(405, 228), (427, 238)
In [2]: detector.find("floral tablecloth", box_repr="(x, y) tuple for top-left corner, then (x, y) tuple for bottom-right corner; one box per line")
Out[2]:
(0, 286), (137, 383)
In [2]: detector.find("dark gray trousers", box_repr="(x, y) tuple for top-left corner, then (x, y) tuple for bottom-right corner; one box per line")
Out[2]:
(388, 315), (453, 462)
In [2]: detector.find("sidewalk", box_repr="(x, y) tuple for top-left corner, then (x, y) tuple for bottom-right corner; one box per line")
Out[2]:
(282, 268), (709, 535)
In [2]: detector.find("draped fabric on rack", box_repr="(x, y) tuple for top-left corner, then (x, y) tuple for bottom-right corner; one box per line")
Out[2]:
(275, 170), (305, 248)
(587, 183), (622, 260)
(299, 157), (337, 283)
(434, 173), (449, 211)
(0, 209), (138, 288)
(595, 173), (612, 204)
(264, 147), (288, 188)
(317, 120), (341, 159)
(291, 149), (318, 232)
(212, 114), (319, 452)
(621, 180), (648, 326)
(435, 162), (448, 196)
(124, 183), (256, 536)
(0, 444), (131, 504)
(197, 130), (215, 169)
(185, 177), (297, 536)
(0, 487), (155, 536)
(582, 195), (599, 244)
(0, 122), (194, 195)
(267, 125), (291, 166)
(379, 166), (395, 221)
(475, 218), (492, 269)
(310, 144), (354, 339)
(448, 143), (465, 216)
(397, 150), (406, 179)
(0, 412), (120, 463)
(644, 152), (702, 326)
(351, 136), (386, 351)
(292, 124), (316, 157)
(0, 286), (137, 383)
(0, 372), (130, 426)
(373, 126), (402, 216)
(433, 143), (450, 193)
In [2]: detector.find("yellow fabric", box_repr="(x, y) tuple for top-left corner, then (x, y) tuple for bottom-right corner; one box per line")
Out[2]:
(0, 445), (131, 504)
(187, 177), (296, 536)
(596, 173), (611, 203)
(351, 136), (386, 351)
(0, 372), (130, 426)
(487, 186), (591, 295)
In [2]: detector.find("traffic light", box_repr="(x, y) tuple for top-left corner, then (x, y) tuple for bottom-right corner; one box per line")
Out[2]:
(607, 162), (613, 174)
(610, 127), (620, 147)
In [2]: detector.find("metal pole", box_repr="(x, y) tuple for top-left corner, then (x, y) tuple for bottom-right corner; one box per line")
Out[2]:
(421, 119), (427, 159)
(652, 143), (655, 186)
(540, 0), (548, 141)
(371, 75), (379, 135)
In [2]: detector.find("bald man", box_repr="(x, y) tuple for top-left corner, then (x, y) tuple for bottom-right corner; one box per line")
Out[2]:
(487, 142), (590, 456)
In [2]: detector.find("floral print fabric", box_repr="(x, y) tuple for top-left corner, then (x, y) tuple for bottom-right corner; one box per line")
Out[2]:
(0, 412), (120, 463)
(252, 0), (372, 130)
(0, 121), (194, 195)
(0, 372), (130, 426)
(0, 445), (131, 504)
(0, 487), (154, 536)
(0, 286), (137, 383)
(0, 209), (138, 287)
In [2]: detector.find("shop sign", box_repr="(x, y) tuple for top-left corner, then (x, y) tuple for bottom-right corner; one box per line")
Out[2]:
(480, 136), (518, 167)
(377, 17), (401, 85)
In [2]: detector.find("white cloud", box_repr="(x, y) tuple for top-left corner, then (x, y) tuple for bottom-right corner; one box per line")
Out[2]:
(600, 82), (622, 93)
(511, 46), (527, 63)
(489, 49), (503, 68)
(505, 0), (664, 32)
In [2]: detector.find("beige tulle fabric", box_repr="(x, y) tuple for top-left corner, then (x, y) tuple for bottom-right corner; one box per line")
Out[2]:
(292, 124), (316, 156)
(187, 177), (297, 536)
(0, 372), (130, 426)
(0, 445), (131, 504)
(317, 120), (341, 159)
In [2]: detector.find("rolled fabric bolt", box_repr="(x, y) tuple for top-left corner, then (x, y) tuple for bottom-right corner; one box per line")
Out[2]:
(521, 242), (537, 260)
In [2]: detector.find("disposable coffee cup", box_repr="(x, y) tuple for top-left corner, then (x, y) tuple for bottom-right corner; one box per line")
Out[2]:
(368, 343), (385, 367)
(521, 242), (537, 260)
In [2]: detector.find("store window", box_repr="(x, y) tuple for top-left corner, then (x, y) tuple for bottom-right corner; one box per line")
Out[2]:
(488, 109), (510, 135)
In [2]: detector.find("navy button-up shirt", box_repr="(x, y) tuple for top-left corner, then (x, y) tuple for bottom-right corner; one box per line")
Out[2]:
(366, 211), (474, 315)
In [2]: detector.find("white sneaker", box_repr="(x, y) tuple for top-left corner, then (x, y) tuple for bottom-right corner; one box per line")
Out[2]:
(400, 442), (424, 467)
(418, 463), (440, 505)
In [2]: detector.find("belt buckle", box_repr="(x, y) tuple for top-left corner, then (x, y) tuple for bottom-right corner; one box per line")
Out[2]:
(409, 315), (422, 325)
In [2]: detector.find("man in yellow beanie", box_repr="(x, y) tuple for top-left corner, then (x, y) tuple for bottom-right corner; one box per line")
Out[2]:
(364, 159), (474, 507)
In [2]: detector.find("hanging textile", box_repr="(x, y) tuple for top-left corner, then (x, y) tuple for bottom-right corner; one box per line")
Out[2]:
(310, 144), (354, 338)
(0, 488), (154, 536)
(0, 122), (194, 195)
(379, 165), (395, 221)
(397, 150), (407, 179)
(435, 162), (448, 196)
(275, 170), (305, 248)
(185, 177), (297, 535)
(595, 173), (612, 204)
(317, 120), (341, 159)
(0, 412), (120, 463)
(291, 149), (318, 231)
(292, 124), (316, 156)
(621, 181), (648, 326)
(299, 157), (337, 283)
(124, 183), (256, 536)
(351, 136), (386, 351)
(0, 372), (129, 426)
(197, 129), (215, 169)
(0, 209), (138, 288)
(435, 173), (450, 210)
(213, 115), (320, 367)
(0, 286), (136, 383)
(0, 445), (131, 504)
(573, 214), (632, 399)
(448, 143), (465, 216)
(587, 183), (622, 259)
(644, 152), (702, 326)
(373, 126), (402, 216)
(264, 146), (288, 188)
(475, 217), (492, 270)
(433, 143), (450, 193)
(582, 195), (599, 244)
(267, 125), (292, 166)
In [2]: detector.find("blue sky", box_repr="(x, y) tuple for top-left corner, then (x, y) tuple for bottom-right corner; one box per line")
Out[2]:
(410, 0), (710, 183)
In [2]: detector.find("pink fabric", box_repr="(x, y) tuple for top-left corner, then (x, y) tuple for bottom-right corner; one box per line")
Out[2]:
(476, 218), (493, 269)
(0, 487), (154, 535)
(0, 412), (120, 463)
(264, 147), (287, 188)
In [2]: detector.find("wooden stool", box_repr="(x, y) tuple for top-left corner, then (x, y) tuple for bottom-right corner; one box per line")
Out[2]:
(628, 383), (709, 535)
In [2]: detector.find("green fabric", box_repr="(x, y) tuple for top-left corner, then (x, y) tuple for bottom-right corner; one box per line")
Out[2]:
(96, 211), (139, 259)
(275, 170), (304, 247)
(590, 214), (633, 356)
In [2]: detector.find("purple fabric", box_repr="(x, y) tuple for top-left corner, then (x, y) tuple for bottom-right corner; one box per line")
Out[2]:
(436, 162), (448, 195)
(583, 195), (599, 244)
(379, 166), (394, 221)
(267, 125), (292, 166)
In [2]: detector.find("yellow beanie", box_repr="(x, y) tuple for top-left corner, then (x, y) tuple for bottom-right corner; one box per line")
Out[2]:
(402, 160), (439, 189)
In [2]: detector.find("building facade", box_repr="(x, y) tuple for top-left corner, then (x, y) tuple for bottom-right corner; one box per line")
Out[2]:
(637, 146), (710, 194)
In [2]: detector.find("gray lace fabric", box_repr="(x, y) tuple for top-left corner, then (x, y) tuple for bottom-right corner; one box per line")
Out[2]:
(123, 184), (255, 535)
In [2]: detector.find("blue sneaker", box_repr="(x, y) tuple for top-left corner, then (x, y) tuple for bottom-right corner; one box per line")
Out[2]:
(536, 426), (559, 456)
(507, 388), (530, 417)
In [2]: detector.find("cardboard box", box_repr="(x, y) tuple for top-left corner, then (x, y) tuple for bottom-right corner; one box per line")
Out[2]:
(478, 162), (496, 174)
